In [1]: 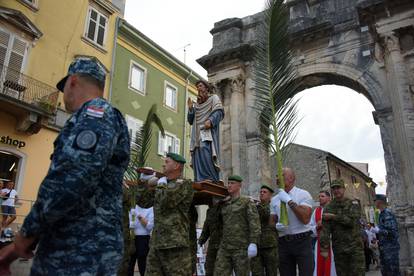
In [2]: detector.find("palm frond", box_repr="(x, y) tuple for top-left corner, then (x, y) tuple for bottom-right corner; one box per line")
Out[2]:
(125, 104), (165, 182)
(254, 0), (301, 225)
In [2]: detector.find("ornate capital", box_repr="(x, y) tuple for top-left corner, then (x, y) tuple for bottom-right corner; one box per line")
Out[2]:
(383, 34), (400, 53)
(230, 76), (245, 94)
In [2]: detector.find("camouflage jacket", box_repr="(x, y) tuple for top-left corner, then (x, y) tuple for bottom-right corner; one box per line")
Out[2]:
(220, 196), (261, 250)
(137, 178), (194, 249)
(21, 98), (130, 264)
(199, 204), (223, 249)
(256, 202), (278, 249)
(320, 197), (364, 254)
(378, 208), (400, 251)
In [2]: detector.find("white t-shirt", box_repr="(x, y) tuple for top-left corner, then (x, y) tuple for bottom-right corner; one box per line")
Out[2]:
(271, 186), (313, 236)
(129, 205), (154, 236)
(1, 189), (17, 207)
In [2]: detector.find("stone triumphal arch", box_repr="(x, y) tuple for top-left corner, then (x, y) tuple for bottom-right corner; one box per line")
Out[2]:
(197, 0), (414, 271)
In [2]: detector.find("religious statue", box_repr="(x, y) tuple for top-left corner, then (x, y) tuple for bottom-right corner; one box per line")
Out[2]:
(187, 80), (224, 183)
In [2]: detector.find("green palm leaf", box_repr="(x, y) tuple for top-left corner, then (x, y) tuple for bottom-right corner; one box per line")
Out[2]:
(254, 0), (301, 225)
(125, 104), (165, 204)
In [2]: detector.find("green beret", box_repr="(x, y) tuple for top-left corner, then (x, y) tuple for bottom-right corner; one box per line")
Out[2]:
(260, 184), (274, 193)
(331, 179), (345, 188)
(166, 152), (186, 164)
(375, 194), (387, 202)
(228, 175), (243, 182)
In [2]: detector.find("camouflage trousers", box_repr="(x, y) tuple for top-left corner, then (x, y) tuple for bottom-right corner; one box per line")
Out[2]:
(214, 248), (249, 276)
(204, 246), (219, 276)
(145, 246), (192, 276)
(30, 249), (122, 276)
(250, 247), (278, 276)
(334, 249), (365, 276)
(379, 248), (401, 276)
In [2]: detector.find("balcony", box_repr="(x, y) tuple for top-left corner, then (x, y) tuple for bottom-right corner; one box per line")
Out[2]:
(0, 65), (59, 134)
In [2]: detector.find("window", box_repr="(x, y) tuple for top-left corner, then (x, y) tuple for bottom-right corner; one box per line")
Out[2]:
(351, 176), (357, 184)
(0, 29), (28, 97)
(158, 132), (180, 156)
(335, 167), (341, 178)
(125, 115), (143, 146)
(18, 0), (38, 10)
(164, 81), (177, 110)
(129, 61), (146, 94)
(84, 7), (108, 47)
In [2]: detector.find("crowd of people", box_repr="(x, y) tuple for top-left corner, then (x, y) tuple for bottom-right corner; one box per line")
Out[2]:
(0, 57), (403, 276)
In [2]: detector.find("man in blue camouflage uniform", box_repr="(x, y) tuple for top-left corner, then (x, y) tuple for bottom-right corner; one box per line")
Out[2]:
(0, 57), (130, 275)
(372, 194), (401, 276)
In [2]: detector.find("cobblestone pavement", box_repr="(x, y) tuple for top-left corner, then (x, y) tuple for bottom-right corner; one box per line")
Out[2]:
(10, 259), (382, 276)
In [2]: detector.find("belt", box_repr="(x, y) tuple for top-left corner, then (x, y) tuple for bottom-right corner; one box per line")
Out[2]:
(279, 231), (312, 242)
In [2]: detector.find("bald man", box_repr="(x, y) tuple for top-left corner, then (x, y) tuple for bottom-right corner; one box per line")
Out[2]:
(271, 168), (314, 276)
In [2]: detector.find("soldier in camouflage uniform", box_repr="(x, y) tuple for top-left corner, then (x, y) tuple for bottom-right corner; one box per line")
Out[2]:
(189, 203), (199, 275)
(214, 175), (261, 276)
(198, 202), (223, 276)
(372, 194), (401, 276)
(137, 153), (194, 276)
(251, 184), (278, 276)
(320, 179), (365, 276)
(0, 57), (131, 275)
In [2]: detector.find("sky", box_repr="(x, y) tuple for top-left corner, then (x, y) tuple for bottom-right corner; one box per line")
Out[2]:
(124, 0), (387, 194)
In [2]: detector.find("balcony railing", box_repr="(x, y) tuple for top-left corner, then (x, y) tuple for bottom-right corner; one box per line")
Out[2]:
(0, 64), (59, 114)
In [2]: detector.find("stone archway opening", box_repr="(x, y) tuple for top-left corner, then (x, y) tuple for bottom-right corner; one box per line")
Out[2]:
(291, 83), (387, 193)
(291, 71), (390, 193)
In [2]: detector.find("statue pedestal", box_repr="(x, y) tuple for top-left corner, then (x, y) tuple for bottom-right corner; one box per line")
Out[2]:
(192, 180), (228, 205)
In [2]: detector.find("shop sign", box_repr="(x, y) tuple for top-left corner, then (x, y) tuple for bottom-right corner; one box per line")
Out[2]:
(0, 135), (26, 148)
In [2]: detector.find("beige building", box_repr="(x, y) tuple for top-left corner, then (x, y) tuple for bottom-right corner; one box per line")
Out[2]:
(0, 0), (124, 225)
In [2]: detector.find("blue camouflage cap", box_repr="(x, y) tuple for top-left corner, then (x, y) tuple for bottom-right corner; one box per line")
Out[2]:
(374, 194), (387, 202)
(56, 57), (106, 92)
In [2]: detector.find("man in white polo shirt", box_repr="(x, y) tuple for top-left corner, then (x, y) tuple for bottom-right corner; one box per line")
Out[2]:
(271, 167), (314, 276)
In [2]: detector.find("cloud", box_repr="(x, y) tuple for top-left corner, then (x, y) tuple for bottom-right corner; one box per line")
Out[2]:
(124, 0), (264, 78)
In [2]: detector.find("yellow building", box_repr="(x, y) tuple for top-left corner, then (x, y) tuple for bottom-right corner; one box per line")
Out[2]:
(0, 0), (124, 224)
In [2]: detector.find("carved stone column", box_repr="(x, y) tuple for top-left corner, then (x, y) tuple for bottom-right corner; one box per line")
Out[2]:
(375, 107), (413, 268)
(229, 76), (248, 185)
(381, 33), (414, 270)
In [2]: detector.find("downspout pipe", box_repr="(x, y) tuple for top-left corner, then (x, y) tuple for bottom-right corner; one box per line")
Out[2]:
(108, 16), (120, 103)
(183, 70), (193, 176)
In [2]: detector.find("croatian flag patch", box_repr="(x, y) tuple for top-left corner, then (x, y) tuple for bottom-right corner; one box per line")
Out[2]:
(86, 106), (105, 118)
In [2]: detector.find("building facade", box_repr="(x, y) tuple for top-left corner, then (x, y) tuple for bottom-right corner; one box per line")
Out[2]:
(278, 143), (377, 220)
(112, 19), (202, 178)
(0, 0), (124, 225)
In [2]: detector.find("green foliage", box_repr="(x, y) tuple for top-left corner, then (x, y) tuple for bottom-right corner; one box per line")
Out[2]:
(125, 104), (165, 205)
(254, 0), (301, 225)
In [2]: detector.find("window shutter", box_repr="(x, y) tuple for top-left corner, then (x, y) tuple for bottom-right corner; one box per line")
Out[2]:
(173, 89), (177, 109)
(6, 37), (26, 82)
(175, 137), (180, 154)
(0, 29), (10, 69)
(158, 131), (165, 155)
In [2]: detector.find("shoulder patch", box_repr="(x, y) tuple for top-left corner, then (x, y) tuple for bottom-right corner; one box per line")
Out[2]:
(86, 106), (105, 118)
(76, 130), (98, 150)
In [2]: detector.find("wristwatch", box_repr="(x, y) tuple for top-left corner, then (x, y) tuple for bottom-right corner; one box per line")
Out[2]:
(288, 200), (297, 208)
